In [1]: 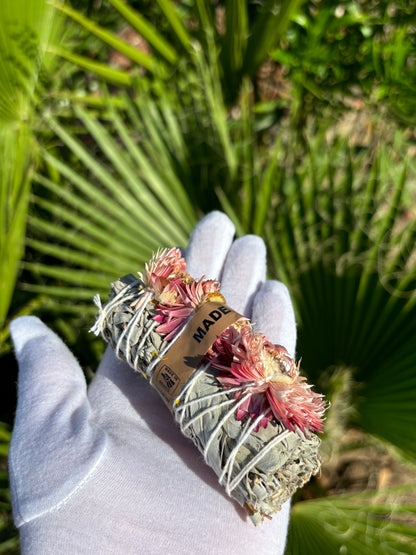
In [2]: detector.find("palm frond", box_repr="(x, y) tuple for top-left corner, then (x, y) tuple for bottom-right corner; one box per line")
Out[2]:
(55, 2), (168, 77)
(243, 0), (304, 78)
(26, 90), (199, 311)
(0, 0), (58, 123)
(107, 0), (179, 64)
(286, 485), (416, 554)
(0, 423), (19, 553)
(261, 136), (416, 459)
(54, 0), (303, 105)
(0, 0), (61, 332)
(48, 45), (133, 86)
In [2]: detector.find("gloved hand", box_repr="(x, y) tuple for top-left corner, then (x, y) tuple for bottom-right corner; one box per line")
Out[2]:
(9, 211), (296, 554)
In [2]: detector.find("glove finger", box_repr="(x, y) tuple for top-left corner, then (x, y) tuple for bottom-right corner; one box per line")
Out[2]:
(9, 316), (106, 526)
(185, 211), (235, 280)
(251, 281), (297, 357)
(220, 235), (267, 317)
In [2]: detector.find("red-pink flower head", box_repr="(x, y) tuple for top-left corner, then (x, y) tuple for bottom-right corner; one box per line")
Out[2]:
(207, 324), (327, 434)
(154, 277), (222, 341)
(141, 247), (188, 296)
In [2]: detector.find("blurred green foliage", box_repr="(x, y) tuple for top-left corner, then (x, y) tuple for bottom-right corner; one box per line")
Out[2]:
(272, 0), (416, 126)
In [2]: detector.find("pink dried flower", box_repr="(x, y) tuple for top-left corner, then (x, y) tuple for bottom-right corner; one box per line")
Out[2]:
(207, 324), (327, 434)
(141, 247), (188, 295)
(154, 278), (222, 341)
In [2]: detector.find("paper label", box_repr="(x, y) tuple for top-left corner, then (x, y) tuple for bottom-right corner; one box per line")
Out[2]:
(151, 302), (243, 410)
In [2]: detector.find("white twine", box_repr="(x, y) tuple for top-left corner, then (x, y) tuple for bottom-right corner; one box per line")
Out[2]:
(89, 279), (141, 336)
(133, 320), (159, 376)
(116, 290), (153, 362)
(173, 366), (205, 407)
(202, 392), (252, 461)
(175, 382), (257, 413)
(228, 429), (291, 494)
(220, 408), (272, 496)
(94, 283), (200, 380)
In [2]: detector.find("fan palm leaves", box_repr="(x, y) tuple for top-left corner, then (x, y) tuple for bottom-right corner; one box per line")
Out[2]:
(54, 0), (303, 103)
(24, 61), (236, 313)
(287, 484), (416, 554)
(25, 106), (195, 313)
(263, 138), (416, 461)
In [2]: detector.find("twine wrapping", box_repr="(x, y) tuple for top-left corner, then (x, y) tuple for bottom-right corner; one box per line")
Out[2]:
(91, 252), (325, 525)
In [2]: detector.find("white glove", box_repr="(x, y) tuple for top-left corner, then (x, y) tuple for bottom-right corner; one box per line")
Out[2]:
(9, 211), (296, 554)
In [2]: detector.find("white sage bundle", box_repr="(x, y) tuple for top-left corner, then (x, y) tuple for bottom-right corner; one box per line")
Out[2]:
(91, 248), (327, 525)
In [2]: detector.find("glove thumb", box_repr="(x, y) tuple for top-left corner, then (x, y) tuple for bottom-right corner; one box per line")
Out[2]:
(9, 316), (106, 526)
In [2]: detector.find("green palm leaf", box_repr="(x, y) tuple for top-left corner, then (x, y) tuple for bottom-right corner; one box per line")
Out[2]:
(0, 128), (32, 329)
(0, 0), (61, 332)
(48, 45), (133, 86)
(55, 2), (167, 77)
(286, 485), (416, 554)
(243, 0), (305, 78)
(260, 137), (416, 460)
(54, 1), (303, 105)
(107, 0), (179, 63)
(0, 0), (58, 123)
(0, 422), (19, 553)
(26, 92), (198, 310)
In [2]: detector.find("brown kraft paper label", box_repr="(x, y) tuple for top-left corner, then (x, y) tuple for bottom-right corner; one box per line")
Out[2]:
(151, 302), (243, 410)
